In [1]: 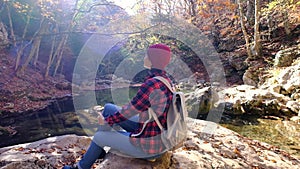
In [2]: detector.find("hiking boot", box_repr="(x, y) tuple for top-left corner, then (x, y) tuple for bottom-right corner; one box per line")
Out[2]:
(98, 149), (107, 159)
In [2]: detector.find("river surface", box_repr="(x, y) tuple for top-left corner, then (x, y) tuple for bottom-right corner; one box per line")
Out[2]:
(0, 87), (299, 159)
(0, 87), (137, 148)
(222, 118), (300, 158)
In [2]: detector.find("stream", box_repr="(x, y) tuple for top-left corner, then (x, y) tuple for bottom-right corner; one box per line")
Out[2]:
(0, 87), (299, 158)
(222, 117), (300, 158)
(0, 87), (136, 148)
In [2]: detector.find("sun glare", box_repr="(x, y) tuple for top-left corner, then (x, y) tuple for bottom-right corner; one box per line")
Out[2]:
(111, 0), (138, 15)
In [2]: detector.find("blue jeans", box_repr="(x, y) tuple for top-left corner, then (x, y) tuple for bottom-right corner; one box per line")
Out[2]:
(78, 104), (156, 169)
(99, 103), (139, 131)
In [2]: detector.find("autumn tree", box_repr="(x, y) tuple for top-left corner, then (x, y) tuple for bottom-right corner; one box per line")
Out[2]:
(1, 0), (33, 70)
(0, 0), (126, 77)
(262, 0), (300, 37)
(3, 0), (17, 48)
(237, 0), (299, 59)
(253, 0), (262, 57)
(237, 0), (252, 57)
(237, 0), (263, 59)
(37, 0), (126, 77)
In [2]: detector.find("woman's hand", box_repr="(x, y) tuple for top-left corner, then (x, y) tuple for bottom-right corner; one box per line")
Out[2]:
(97, 113), (105, 125)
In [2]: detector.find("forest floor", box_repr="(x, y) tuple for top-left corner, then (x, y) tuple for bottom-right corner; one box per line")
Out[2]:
(0, 50), (71, 113)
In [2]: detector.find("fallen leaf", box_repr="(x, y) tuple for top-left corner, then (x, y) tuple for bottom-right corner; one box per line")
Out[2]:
(234, 148), (242, 157)
(14, 147), (25, 151)
(47, 149), (55, 153)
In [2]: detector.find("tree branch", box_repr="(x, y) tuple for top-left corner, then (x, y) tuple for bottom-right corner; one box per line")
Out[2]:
(37, 24), (160, 37)
(74, 3), (123, 13)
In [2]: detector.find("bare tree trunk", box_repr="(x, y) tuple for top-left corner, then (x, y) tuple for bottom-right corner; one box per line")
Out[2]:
(246, 0), (254, 25)
(180, 0), (197, 20)
(33, 38), (41, 66)
(45, 33), (57, 78)
(165, 0), (172, 15)
(6, 3), (16, 47)
(190, 0), (196, 17)
(253, 0), (262, 57)
(53, 0), (80, 76)
(19, 18), (46, 73)
(158, 0), (163, 14)
(15, 9), (32, 71)
(20, 37), (43, 72)
(237, 0), (252, 58)
(266, 12), (276, 40)
(20, 38), (39, 72)
(53, 35), (68, 76)
(282, 10), (291, 35)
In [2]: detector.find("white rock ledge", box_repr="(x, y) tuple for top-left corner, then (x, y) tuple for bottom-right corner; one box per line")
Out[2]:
(0, 118), (299, 169)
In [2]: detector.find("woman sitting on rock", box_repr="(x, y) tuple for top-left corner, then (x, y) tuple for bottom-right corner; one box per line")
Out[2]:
(63, 43), (174, 169)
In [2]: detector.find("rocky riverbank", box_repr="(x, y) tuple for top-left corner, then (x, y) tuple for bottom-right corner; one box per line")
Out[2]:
(185, 55), (300, 120)
(0, 118), (299, 169)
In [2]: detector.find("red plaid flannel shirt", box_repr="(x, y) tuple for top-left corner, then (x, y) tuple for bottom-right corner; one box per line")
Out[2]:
(105, 69), (173, 155)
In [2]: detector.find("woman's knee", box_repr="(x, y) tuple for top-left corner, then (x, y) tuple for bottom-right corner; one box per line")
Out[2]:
(104, 103), (115, 108)
(102, 103), (118, 117)
(103, 103), (115, 111)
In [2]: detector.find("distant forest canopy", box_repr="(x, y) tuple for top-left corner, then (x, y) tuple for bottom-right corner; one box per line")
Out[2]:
(0, 0), (299, 78)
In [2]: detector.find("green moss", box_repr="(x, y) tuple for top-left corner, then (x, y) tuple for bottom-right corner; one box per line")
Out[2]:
(221, 119), (300, 158)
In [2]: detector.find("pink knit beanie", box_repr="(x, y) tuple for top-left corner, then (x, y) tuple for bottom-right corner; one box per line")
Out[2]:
(147, 43), (171, 70)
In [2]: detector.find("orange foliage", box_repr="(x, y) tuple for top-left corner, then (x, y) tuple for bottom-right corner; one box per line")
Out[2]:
(199, 11), (212, 18)
(230, 14), (239, 20)
(197, 0), (237, 18)
(220, 28), (228, 37)
(202, 25), (212, 31)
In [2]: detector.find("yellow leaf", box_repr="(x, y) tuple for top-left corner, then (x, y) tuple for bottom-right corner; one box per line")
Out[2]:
(14, 147), (25, 151)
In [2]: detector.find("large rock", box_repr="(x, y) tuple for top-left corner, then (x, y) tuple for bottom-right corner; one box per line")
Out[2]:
(274, 46), (300, 67)
(185, 87), (213, 118)
(242, 68), (258, 86)
(217, 85), (299, 116)
(228, 55), (248, 71)
(0, 134), (92, 169)
(259, 58), (300, 115)
(172, 119), (300, 169)
(188, 58), (300, 117)
(262, 58), (300, 95)
(0, 118), (299, 169)
(186, 84), (299, 117)
(242, 60), (265, 87)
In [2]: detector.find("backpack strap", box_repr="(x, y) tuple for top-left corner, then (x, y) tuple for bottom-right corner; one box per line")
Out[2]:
(131, 107), (165, 137)
(131, 76), (173, 137)
(150, 76), (174, 131)
(148, 108), (164, 131)
(153, 76), (175, 93)
(130, 115), (153, 137)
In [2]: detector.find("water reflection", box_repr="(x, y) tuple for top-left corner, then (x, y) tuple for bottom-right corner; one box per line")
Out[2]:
(222, 118), (300, 158)
(0, 87), (138, 148)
